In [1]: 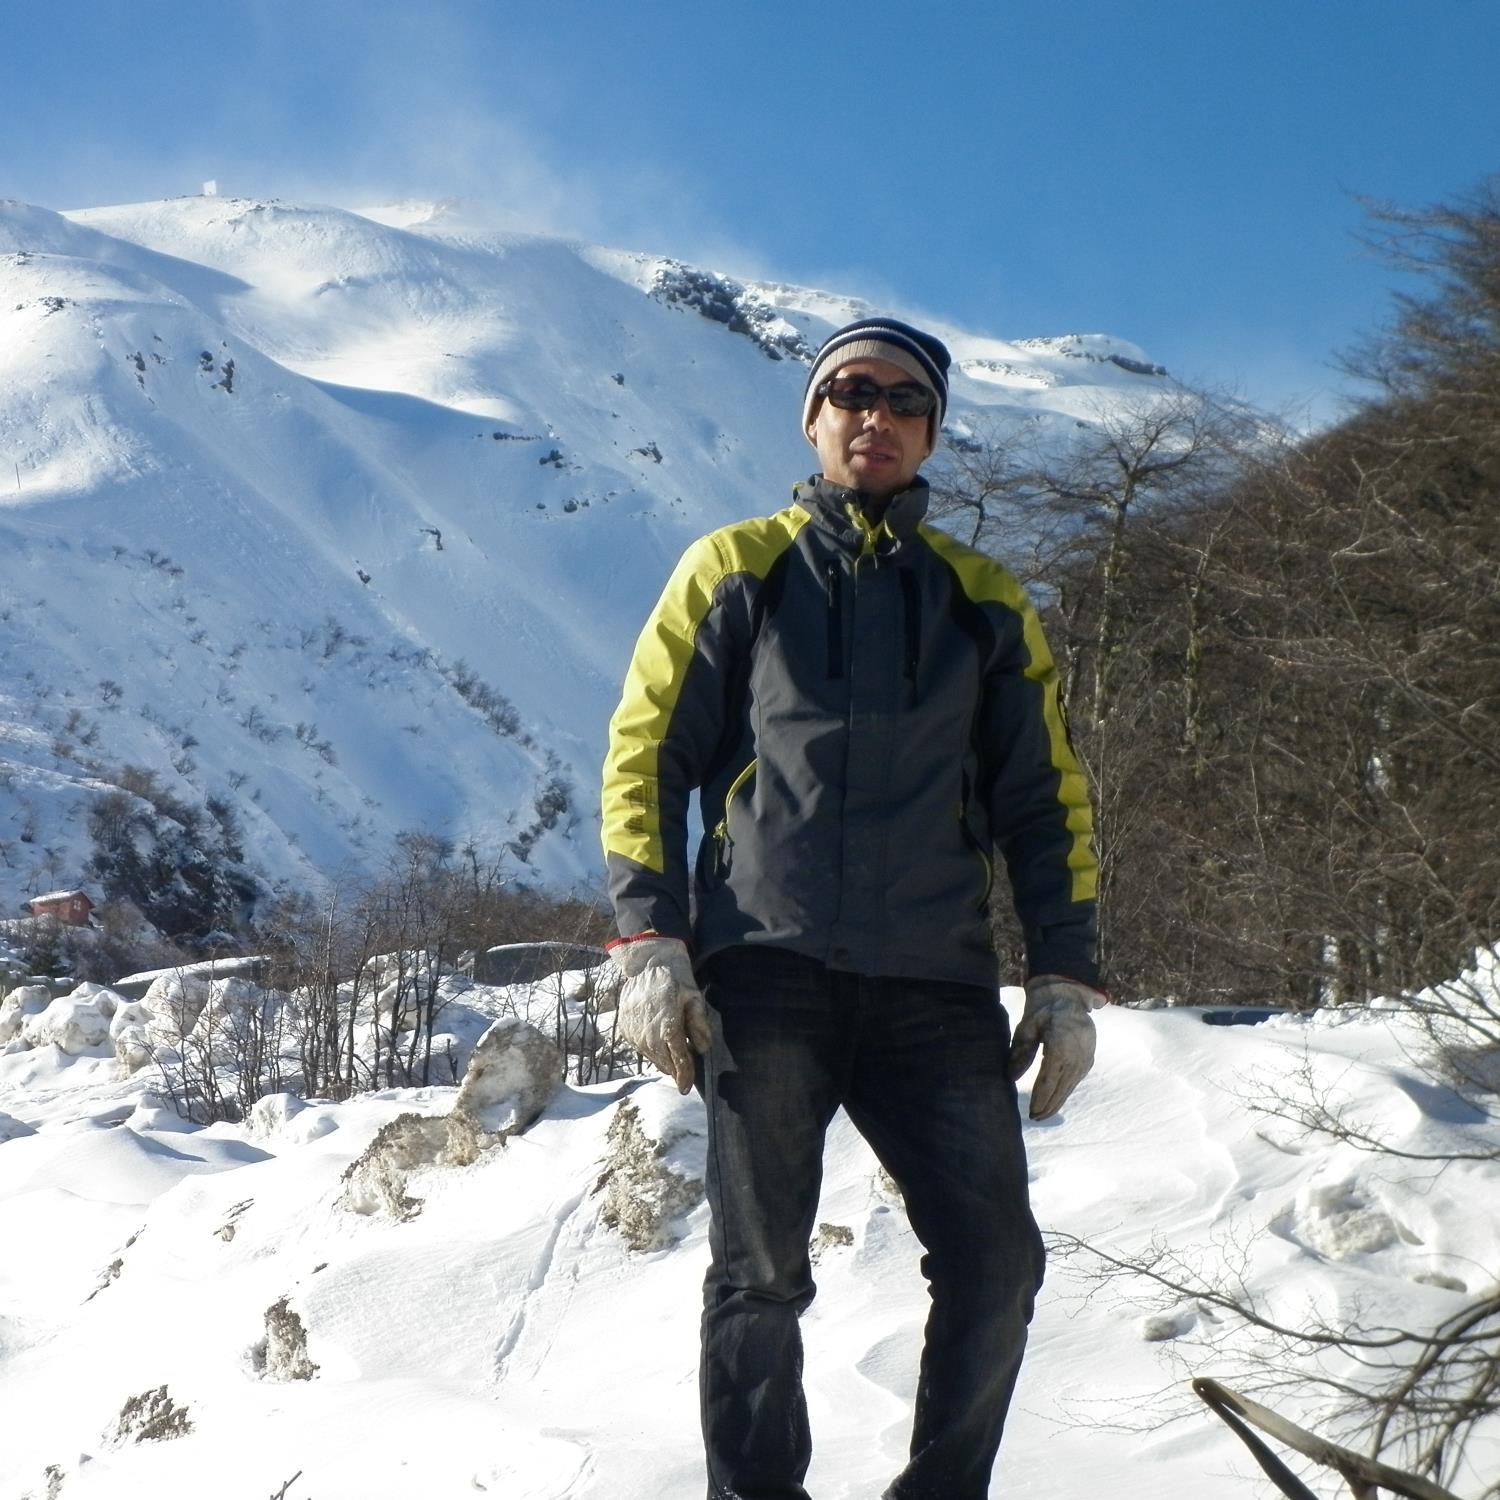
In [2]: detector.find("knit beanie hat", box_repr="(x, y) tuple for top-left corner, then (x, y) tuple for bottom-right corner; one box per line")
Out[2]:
(802, 316), (952, 442)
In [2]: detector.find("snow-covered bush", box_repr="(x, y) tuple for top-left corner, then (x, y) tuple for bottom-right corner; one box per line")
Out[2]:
(0, 984), (51, 1045)
(450, 1015), (563, 1142)
(247, 1091), (306, 1140)
(104, 1385), (193, 1445)
(19, 986), (118, 1054)
(169, 976), (290, 1122)
(143, 971), (214, 1040)
(596, 1092), (706, 1252)
(254, 1296), (319, 1382)
(109, 998), (154, 1072)
(341, 1018), (563, 1217)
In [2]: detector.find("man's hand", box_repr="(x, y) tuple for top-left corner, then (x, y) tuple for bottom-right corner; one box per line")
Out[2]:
(1007, 975), (1108, 1120)
(608, 935), (713, 1094)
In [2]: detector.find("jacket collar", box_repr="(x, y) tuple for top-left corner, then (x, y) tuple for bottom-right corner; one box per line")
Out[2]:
(792, 474), (931, 553)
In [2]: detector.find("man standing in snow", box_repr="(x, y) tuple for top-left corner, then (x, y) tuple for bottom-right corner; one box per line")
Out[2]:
(601, 316), (1105, 1500)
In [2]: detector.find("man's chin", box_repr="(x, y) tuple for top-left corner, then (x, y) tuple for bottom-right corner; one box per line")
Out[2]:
(844, 460), (910, 498)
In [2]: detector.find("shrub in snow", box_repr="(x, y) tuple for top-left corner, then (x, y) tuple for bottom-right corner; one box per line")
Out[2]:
(105, 1385), (193, 1445)
(339, 1112), (445, 1219)
(20, 992), (114, 1054)
(138, 974), (293, 1123)
(248, 1091), (306, 1139)
(185, 976), (282, 1064)
(1295, 1173), (1401, 1259)
(255, 1295), (319, 1381)
(374, 977), (415, 1033)
(0, 984), (51, 1044)
(810, 1222), (855, 1263)
(596, 1095), (706, 1252)
(126, 1094), (199, 1133)
(1139, 1304), (1200, 1342)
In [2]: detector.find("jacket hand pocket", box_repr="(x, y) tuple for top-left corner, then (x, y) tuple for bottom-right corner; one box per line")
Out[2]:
(958, 773), (994, 912)
(699, 758), (757, 892)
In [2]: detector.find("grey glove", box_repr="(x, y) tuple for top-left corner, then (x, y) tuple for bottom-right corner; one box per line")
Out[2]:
(1008, 975), (1108, 1120)
(608, 935), (713, 1094)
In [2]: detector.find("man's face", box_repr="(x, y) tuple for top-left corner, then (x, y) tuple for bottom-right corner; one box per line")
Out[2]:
(805, 357), (933, 499)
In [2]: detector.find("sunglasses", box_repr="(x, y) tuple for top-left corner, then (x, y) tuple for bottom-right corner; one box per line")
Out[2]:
(816, 376), (937, 419)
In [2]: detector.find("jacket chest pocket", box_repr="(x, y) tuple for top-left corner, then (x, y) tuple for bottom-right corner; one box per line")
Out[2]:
(845, 559), (922, 708)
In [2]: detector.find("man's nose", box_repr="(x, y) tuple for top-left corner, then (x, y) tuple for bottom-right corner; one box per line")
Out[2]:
(862, 399), (895, 429)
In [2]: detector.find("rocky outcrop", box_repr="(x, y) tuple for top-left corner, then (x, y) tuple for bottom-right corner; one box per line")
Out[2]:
(340, 1018), (563, 1218)
(651, 261), (813, 363)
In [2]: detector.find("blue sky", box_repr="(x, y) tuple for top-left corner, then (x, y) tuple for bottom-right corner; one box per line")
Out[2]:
(5, 0), (1497, 425)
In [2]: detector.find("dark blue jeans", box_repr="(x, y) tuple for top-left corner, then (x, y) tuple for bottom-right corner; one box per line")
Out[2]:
(697, 946), (1045, 1500)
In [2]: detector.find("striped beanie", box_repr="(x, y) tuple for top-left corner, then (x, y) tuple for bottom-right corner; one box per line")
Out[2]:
(801, 316), (952, 440)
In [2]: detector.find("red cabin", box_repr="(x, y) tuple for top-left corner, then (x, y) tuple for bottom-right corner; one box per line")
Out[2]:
(26, 889), (94, 926)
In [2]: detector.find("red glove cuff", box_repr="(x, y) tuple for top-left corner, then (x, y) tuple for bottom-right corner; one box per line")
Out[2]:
(605, 931), (692, 955)
(605, 931), (656, 953)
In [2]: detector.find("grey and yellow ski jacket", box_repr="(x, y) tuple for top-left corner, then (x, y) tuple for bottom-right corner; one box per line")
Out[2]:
(601, 475), (1100, 989)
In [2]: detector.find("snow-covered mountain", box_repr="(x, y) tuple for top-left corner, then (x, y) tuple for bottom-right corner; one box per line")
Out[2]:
(0, 193), (1175, 920)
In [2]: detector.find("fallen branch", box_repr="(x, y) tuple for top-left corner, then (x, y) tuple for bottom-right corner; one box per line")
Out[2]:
(1193, 1377), (1466, 1500)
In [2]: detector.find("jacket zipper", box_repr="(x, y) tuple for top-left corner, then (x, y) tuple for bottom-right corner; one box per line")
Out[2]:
(824, 561), (843, 679)
(900, 569), (921, 701)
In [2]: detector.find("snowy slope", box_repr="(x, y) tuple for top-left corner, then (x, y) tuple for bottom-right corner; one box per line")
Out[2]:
(1, 964), (1497, 1500)
(1, 193), (1176, 915)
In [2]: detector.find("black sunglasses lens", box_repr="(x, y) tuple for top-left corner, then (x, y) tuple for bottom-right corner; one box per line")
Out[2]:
(822, 379), (880, 410)
(820, 378), (934, 417)
(886, 384), (935, 417)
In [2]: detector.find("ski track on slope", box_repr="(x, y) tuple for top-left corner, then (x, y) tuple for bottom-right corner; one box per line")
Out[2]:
(490, 1185), (592, 1385)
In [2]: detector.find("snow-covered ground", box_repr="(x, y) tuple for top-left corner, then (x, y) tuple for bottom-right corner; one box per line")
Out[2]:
(2, 955), (1497, 1500)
